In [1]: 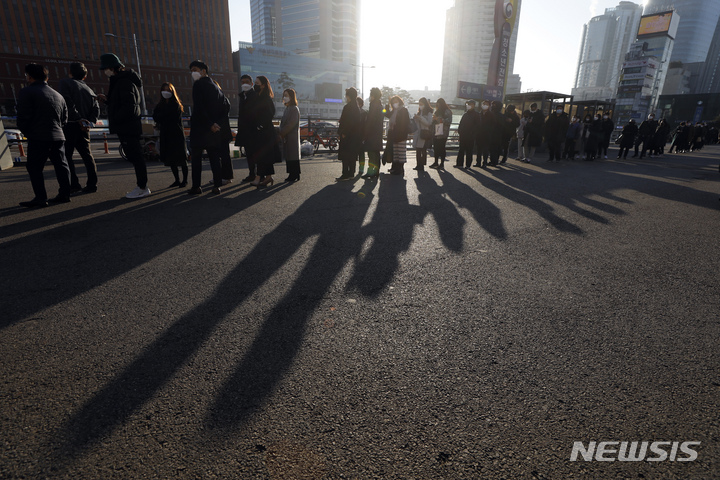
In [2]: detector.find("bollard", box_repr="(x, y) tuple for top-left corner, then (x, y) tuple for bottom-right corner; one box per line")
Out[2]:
(103, 132), (109, 154)
(16, 134), (25, 157)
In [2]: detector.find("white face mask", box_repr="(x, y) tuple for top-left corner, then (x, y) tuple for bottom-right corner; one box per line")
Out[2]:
(556, 109), (563, 114)
(466, 105), (472, 111)
(282, 96), (290, 104)
(161, 91), (172, 99)
(191, 71), (202, 81)
(481, 105), (489, 111)
(104, 69), (114, 78)
(603, 115), (608, 119)
(594, 116), (600, 121)
(392, 102), (400, 110)
(241, 83), (252, 92)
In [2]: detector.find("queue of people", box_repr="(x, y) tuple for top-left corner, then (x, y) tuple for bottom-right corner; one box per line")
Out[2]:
(13, 56), (719, 208)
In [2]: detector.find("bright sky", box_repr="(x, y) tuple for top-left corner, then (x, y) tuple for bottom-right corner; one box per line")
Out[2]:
(227, 0), (649, 94)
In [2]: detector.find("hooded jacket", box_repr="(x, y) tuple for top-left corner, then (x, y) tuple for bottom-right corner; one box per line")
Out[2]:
(107, 69), (142, 137)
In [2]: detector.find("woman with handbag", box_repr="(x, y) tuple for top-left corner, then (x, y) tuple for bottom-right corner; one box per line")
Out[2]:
(280, 88), (301, 182)
(429, 98), (452, 170)
(252, 75), (276, 188)
(384, 95), (410, 176)
(152, 82), (188, 187)
(412, 97), (433, 172)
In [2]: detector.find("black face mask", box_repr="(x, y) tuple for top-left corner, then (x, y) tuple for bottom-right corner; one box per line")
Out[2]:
(253, 85), (261, 93)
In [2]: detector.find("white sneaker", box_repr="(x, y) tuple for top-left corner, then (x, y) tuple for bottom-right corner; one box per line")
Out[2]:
(222, 179), (232, 185)
(604, 155), (608, 159)
(126, 186), (151, 199)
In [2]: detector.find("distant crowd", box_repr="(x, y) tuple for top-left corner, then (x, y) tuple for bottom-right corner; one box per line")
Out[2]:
(11, 54), (719, 208)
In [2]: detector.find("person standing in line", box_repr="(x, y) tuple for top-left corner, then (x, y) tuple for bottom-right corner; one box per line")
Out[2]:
(583, 113), (603, 161)
(653, 118), (671, 156)
(187, 60), (226, 195)
(336, 87), (362, 181)
(563, 115), (582, 160)
(475, 100), (491, 167)
(356, 96), (368, 176)
(412, 97), (433, 172)
(544, 105), (569, 162)
(385, 95), (410, 176)
(236, 74), (259, 182)
(280, 88), (301, 182)
(429, 97), (452, 170)
(634, 113), (658, 158)
(17, 63), (71, 208)
(98, 53), (150, 199)
(486, 101), (504, 167)
(58, 62), (100, 194)
(500, 104), (520, 164)
(516, 109), (531, 161)
(251, 75), (278, 188)
(212, 79), (234, 185)
(152, 82), (188, 187)
(616, 119), (638, 159)
(525, 102), (544, 162)
(361, 87), (384, 179)
(690, 121), (705, 151)
(598, 113), (615, 159)
(454, 100), (479, 168)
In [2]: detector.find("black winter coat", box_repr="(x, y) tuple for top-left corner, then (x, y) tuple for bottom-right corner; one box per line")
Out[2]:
(189, 76), (227, 148)
(619, 123), (638, 148)
(387, 107), (410, 144)
(58, 77), (99, 123)
(106, 69), (142, 137)
(458, 110), (479, 139)
(253, 94), (279, 166)
(338, 101), (362, 160)
(544, 112), (569, 144)
(527, 109), (545, 147)
(153, 101), (187, 167)
(235, 88), (258, 148)
(17, 82), (67, 141)
(364, 98), (384, 152)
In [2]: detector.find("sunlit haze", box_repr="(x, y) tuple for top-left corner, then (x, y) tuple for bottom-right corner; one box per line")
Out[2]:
(228, 0), (648, 96)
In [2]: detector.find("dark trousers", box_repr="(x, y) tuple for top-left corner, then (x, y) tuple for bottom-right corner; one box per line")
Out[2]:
(286, 159), (300, 176)
(416, 148), (427, 168)
(563, 139), (577, 159)
(220, 143), (234, 180)
(433, 137), (447, 164)
(244, 143), (257, 177)
(366, 151), (380, 175)
(547, 140), (563, 160)
(618, 146), (631, 158)
(118, 134), (147, 189)
(26, 140), (71, 201)
(191, 145), (222, 189)
(456, 136), (474, 167)
(64, 122), (97, 188)
(358, 150), (366, 171)
(341, 156), (356, 177)
(475, 138), (489, 164)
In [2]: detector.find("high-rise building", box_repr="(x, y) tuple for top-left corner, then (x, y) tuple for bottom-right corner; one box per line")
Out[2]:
(440, 0), (522, 104)
(697, 15), (720, 93)
(643, 0), (720, 64)
(250, 0), (359, 64)
(573, 1), (644, 101)
(0, 0), (235, 115)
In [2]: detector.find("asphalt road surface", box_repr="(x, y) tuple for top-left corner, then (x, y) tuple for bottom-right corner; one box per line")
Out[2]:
(1, 146), (719, 479)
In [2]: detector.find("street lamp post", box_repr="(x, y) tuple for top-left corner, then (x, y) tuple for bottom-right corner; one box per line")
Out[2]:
(350, 63), (375, 99)
(105, 32), (147, 116)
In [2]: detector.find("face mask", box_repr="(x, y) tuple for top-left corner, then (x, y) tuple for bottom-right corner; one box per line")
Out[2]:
(530, 109), (536, 113)
(481, 105), (489, 111)
(283, 96), (290, 104)
(241, 83), (252, 92)
(649, 116), (654, 120)
(603, 115), (608, 119)
(191, 71), (202, 81)
(556, 109), (562, 114)
(466, 105), (472, 111)
(254, 84), (261, 93)
(104, 69), (114, 78)
(161, 91), (172, 99)
(594, 116), (600, 121)
(392, 103), (400, 109)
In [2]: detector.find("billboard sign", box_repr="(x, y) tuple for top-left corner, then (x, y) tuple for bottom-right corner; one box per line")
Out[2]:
(486, 0), (519, 95)
(637, 11), (676, 39)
